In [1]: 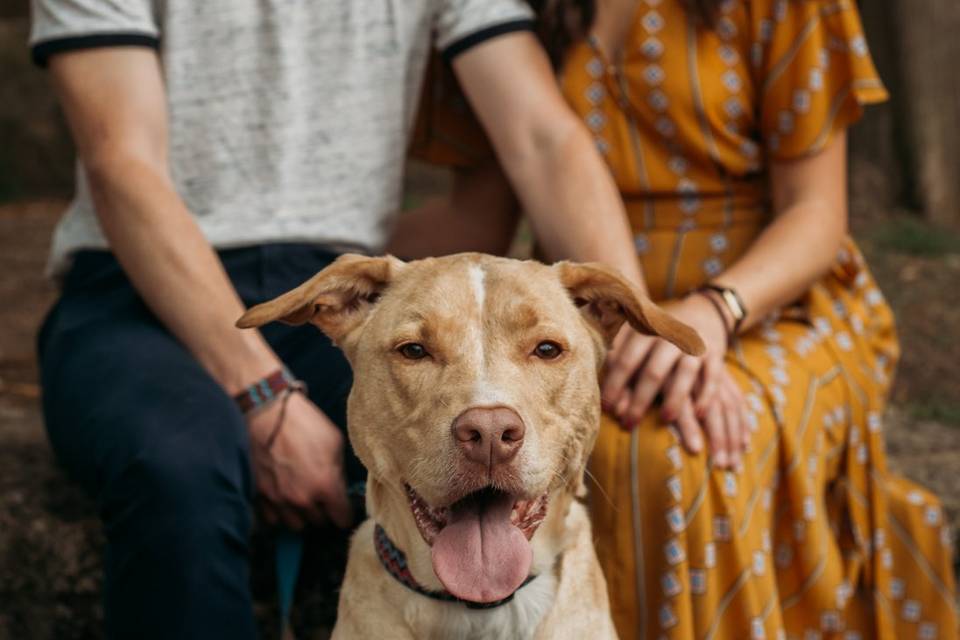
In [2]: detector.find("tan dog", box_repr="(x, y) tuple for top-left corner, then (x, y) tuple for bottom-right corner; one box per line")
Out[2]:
(239, 253), (703, 640)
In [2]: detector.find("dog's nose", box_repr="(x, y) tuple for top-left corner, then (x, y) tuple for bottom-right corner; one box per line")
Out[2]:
(452, 407), (526, 468)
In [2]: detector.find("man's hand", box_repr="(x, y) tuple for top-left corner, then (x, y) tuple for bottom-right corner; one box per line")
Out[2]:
(248, 393), (353, 531)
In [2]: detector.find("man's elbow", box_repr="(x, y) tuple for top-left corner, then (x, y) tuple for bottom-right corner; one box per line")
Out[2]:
(495, 110), (585, 176)
(83, 146), (168, 197)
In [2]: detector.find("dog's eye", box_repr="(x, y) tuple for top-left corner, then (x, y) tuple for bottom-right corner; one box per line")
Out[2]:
(533, 341), (563, 360)
(398, 343), (429, 360)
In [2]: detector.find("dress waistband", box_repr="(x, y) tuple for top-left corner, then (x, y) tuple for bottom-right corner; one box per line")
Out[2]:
(622, 192), (772, 231)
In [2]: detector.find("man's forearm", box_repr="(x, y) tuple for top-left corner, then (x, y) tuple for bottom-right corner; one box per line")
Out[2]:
(500, 121), (649, 294)
(449, 33), (646, 293)
(87, 155), (280, 393)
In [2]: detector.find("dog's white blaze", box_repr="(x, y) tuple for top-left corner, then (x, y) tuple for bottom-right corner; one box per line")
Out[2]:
(467, 263), (507, 407)
(468, 264), (486, 310)
(467, 263), (487, 376)
(467, 263), (518, 410)
(471, 384), (514, 407)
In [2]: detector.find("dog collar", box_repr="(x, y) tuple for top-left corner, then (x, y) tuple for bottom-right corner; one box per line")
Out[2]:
(373, 524), (537, 610)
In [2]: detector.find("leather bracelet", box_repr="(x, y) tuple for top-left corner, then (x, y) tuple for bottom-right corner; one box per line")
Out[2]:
(698, 284), (747, 336)
(691, 289), (734, 347)
(233, 367), (304, 415)
(262, 386), (304, 451)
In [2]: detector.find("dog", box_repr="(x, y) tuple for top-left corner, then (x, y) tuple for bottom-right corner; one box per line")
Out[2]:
(239, 253), (703, 639)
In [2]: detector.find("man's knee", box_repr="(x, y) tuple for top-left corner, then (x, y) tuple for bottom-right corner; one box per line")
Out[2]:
(101, 406), (253, 537)
(98, 410), (258, 640)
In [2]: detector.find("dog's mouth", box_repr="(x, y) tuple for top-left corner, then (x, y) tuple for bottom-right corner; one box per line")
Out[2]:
(405, 484), (548, 545)
(405, 484), (548, 603)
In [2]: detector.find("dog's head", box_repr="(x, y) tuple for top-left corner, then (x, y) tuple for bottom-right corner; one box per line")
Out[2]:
(239, 253), (702, 603)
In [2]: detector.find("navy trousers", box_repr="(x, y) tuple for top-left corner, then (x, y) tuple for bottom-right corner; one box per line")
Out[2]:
(37, 244), (366, 639)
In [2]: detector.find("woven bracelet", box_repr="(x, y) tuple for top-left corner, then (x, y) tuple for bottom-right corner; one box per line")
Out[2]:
(233, 368), (304, 415)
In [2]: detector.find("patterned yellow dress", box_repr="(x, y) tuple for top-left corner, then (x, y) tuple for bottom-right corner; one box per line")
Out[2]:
(411, 1), (958, 638)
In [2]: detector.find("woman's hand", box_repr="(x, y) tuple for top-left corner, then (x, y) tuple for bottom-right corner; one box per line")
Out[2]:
(602, 293), (750, 468)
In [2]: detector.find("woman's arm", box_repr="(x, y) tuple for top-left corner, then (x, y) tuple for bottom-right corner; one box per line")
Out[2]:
(710, 133), (849, 331)
(632, 133), (850, 468)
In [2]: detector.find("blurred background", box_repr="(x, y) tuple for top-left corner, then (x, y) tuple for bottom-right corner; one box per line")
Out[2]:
(1, 0), (959, 637)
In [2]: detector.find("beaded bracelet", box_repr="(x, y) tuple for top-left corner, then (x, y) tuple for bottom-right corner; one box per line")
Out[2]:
(233, 368), (301, 414)
(233, 368), (307, 450)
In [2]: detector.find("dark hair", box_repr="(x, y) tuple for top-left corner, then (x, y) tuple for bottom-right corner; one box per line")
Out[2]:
(528, 0), (724, 68)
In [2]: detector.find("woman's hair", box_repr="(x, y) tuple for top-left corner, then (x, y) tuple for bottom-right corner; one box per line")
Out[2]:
(528, 0), (727, 68)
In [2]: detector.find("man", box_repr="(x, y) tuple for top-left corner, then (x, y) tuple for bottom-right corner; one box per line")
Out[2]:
(31, 1), (645, 637)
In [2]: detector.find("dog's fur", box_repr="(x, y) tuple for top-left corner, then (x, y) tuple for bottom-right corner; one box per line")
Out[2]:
(239, 253), (703, 640)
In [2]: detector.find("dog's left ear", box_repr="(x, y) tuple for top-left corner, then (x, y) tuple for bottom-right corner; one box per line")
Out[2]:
(556, 261), (705, 356)
(237, 254), (404, 342)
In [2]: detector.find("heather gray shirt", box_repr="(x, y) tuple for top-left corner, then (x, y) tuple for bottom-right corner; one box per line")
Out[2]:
(30, 0), (533, 275)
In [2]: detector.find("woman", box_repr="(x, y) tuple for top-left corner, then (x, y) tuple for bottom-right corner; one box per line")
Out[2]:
(399, 0), (958, 638)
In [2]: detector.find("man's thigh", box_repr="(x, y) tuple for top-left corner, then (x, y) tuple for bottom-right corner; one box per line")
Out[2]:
(38, 273), (252, 507)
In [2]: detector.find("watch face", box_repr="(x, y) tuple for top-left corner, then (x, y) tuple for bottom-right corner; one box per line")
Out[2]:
(718, 287), (746, 321)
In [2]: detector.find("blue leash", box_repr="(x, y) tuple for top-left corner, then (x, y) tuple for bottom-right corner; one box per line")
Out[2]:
(276, 530), (303, 639)
(275, 482), (366, 639)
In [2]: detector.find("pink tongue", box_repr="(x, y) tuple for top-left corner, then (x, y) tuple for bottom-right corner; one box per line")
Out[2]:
(431, 492), (532, 603)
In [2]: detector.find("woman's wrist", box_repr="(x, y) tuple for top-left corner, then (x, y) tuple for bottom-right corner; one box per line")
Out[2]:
(702, 289), (737, 335)
(667, 294), (730, 354)
(701, 283), (747, 336)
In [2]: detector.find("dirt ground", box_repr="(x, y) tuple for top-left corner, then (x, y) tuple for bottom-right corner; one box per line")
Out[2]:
(1, 189), (958, 639)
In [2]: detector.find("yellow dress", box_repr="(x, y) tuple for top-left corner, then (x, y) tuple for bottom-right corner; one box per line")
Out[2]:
(411, 1), (958, 637)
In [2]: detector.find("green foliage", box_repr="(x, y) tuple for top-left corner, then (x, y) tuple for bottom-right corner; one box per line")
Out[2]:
(906, 400), (960, 427)
(871, 216), (960, 257)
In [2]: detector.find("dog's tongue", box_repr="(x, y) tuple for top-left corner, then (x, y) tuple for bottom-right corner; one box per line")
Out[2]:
(431, 490), (531, 603)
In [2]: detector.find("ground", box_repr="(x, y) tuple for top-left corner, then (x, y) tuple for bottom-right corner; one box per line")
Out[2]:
(0, 187), (958, 639)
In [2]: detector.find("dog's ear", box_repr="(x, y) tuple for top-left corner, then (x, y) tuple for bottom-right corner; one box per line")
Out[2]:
(237, 254), (404, 342)
(555, 261), (705, 356)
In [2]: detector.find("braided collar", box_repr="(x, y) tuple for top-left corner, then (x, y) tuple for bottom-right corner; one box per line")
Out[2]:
(373, 524), (537, 610)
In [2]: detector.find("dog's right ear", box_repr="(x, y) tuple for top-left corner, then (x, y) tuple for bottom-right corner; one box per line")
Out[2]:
(556, 261), (705, 356)
(236, 254), (404, 343)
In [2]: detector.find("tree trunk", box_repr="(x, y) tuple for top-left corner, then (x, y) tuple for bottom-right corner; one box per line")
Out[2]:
(855, 0), (960, 227)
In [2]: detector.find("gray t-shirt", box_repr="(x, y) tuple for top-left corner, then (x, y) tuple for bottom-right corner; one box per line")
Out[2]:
(30, 0), (533, 275)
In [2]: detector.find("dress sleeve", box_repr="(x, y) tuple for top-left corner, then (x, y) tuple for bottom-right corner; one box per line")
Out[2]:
(30, 0), (159, 67)
(750, 0), (887, 160)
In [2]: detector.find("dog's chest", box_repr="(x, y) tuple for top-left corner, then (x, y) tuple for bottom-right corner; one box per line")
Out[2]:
(402, 571), (557, 640)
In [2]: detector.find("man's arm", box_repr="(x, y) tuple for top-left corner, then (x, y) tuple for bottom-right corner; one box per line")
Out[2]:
(450, 32), (648, 292)
(49, 48), (279, 392)
(48, 48), (351, 529)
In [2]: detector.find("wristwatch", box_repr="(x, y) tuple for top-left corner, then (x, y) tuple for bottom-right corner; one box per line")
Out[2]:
(699, 283), (748, 337)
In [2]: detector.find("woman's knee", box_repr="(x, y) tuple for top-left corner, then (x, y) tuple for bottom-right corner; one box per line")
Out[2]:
(592, 411), (706, 491)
